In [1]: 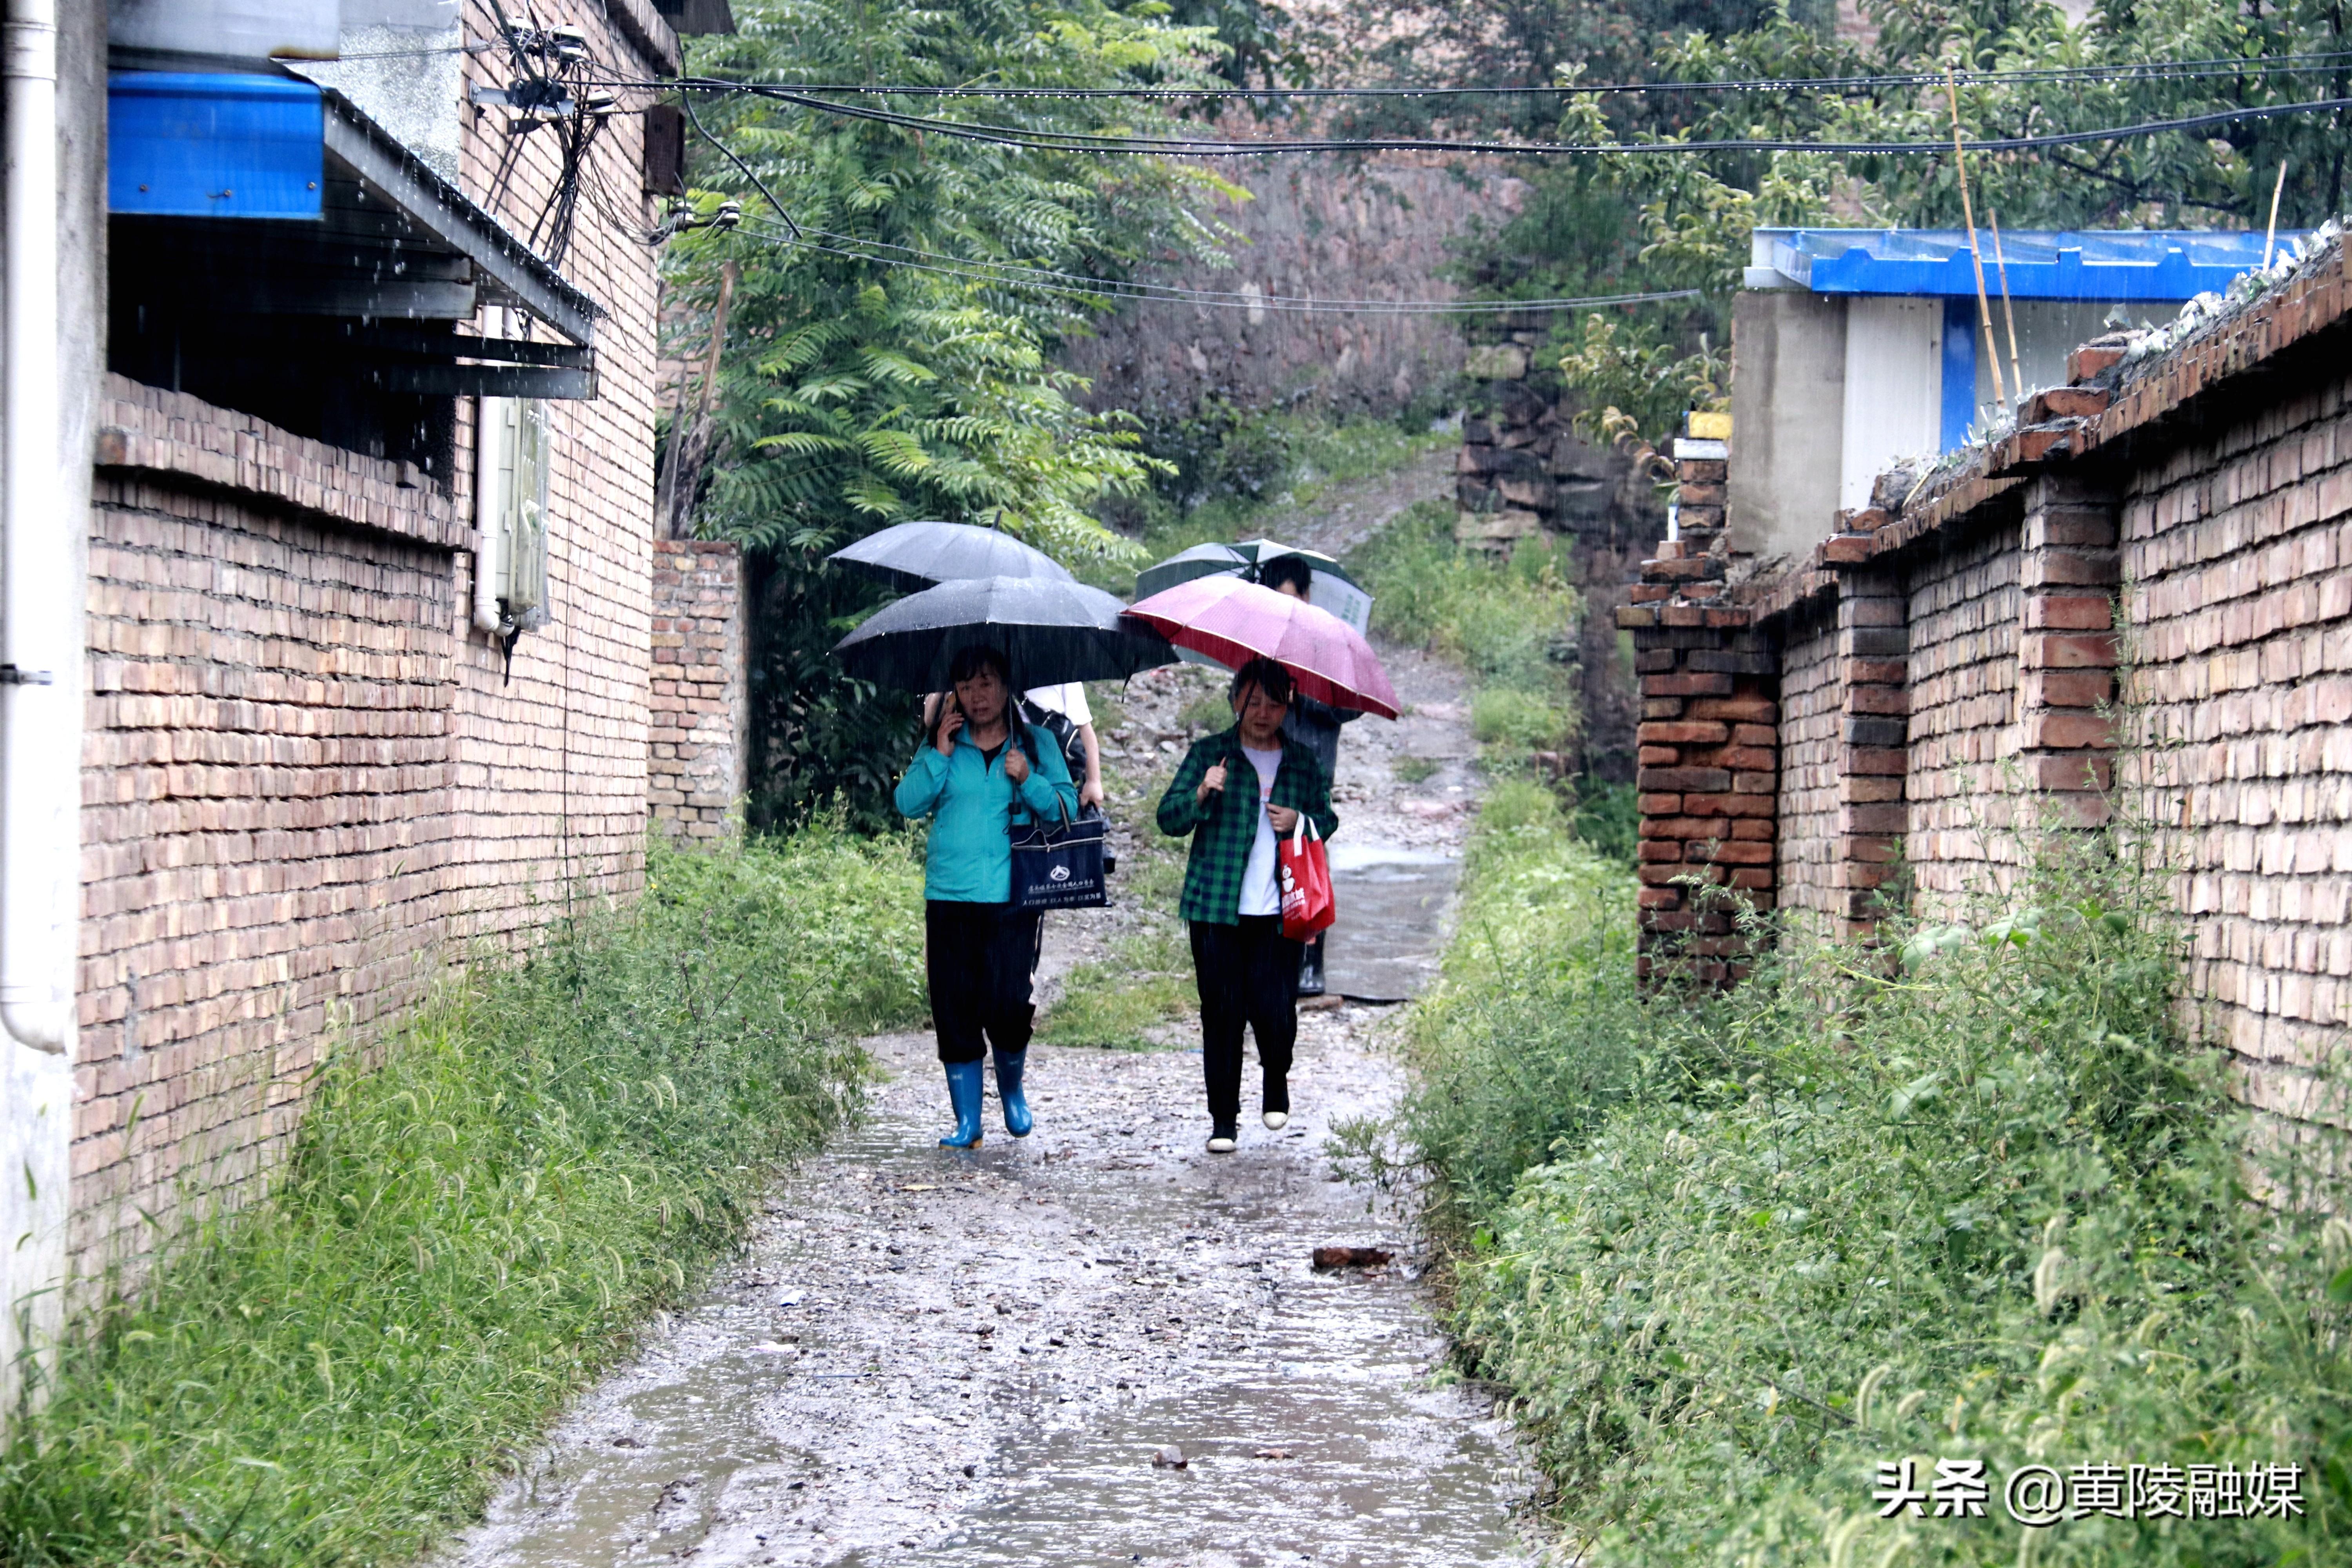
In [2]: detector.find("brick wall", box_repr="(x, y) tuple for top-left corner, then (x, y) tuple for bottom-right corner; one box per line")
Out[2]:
(1620, 422), (1779, 984)
(1903, 517), (2026, 907)
(448, 0), (662, 942)
(1774, 608), (1843, 937)
(2120, 370), (2352, 1126)
(69, 1), (675, 1278)
(1632, 234), (2352, 1133)
(78, 383), (464, 1270)
(649, 541), (748, 836)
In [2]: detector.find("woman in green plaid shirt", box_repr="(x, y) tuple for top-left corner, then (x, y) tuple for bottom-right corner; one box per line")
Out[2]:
(1156, 659), (1340, 1152)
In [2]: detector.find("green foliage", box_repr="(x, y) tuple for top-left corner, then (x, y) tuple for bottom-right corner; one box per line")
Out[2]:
(1332, 783), (1643, 1216)
(667, 0), (1238, 826)
(0, 831), (926, 1568)
(1568, 776), (1640, 867)
(1381, 804), (2352, 1565)
(1348, 500), (1582, 760)
(1392, 753), (1440, 785)
(1349, 0), (2352, 446)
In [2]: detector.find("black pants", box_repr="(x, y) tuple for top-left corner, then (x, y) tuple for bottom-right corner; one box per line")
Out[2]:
(1189, 915), (1301, 1127)
(927, 900), (1041, 1065)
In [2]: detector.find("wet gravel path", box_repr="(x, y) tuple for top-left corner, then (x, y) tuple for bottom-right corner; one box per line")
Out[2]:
(441, 448), (1539, 1567)
(442, 1025), (1535, 1568)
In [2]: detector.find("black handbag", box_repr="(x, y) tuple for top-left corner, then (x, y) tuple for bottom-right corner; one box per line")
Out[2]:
(1011, 799), (1109, 910)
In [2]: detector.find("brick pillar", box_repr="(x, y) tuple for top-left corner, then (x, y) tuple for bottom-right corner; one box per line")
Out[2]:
(1834, 568), (1909, 936)
(648, 540), (750, 838)
(1619, 414), (1778, 986)
(2018, 474), (2121, 824)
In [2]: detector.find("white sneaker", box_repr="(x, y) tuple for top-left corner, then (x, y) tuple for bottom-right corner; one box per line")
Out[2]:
(1206, 1125), (1238, 1153)
(1262, 1111), (1289, 1131)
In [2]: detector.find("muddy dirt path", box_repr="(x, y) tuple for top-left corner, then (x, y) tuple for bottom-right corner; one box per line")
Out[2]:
(441, 453), (1537, 1568)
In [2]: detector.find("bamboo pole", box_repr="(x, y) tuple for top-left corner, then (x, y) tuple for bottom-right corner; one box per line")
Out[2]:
(2263, 161), (2289, 269)
(1945, 68), (2007, 413)
(1989, 211), (2024, 401)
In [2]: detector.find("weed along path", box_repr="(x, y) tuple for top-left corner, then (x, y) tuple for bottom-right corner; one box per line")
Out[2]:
(443, 505), (1533, 1568)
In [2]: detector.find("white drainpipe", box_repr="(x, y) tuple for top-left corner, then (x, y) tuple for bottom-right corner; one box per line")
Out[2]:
(1, 0), (68, 1053)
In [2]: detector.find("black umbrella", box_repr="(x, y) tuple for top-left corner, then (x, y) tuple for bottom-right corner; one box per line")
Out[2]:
(829, 520), (1075, 592)
(832, 575), (1175, 691)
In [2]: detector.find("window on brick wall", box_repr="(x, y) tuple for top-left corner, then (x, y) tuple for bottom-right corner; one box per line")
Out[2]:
(477, 395), (550, 632)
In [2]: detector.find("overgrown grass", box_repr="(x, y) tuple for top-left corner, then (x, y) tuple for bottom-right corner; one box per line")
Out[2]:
(1357, 800), (2352, 1565)
(1346, 497), (1633, 860)
(0, 829), (926, 1568)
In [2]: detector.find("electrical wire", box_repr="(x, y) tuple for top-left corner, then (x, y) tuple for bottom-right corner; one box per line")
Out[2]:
(680, 51), (2352, 100)
(735, 219), (1700, 313)
(770, 222), (1700, 312)
(651, 81), (2352, 158)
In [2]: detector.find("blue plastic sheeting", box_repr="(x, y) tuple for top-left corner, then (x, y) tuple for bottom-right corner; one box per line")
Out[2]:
(1754, 228), (2307, 301)
(109, 73), (323, 220)
(1939, 299), (1977, 452)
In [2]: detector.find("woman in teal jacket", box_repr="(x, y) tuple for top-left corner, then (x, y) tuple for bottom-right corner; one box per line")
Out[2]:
(894, 645), (1076, 1147)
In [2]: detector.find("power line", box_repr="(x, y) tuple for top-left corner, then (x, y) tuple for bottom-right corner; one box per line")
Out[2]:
(661, 82), (2352, 158)
(736, 220), (1700, 313)
(784, 223), (1699, 311)
(682, 51), (2352, 101)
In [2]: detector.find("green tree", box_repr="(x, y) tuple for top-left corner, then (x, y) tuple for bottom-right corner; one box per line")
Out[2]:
(666, 0), (1236, 827)
(1456, 0), (2352, 443)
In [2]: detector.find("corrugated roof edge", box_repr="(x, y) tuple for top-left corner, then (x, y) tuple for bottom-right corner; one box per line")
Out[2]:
(1741, 220), (2352, 626)
(319, 85), (603, 344)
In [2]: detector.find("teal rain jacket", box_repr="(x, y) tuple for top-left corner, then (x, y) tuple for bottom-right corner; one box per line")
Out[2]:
(894, 722), (1077, 903)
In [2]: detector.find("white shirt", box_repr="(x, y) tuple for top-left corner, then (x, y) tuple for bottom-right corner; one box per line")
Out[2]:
(1024, 682), (1093, 727)
(1237, 743), (1284, 916)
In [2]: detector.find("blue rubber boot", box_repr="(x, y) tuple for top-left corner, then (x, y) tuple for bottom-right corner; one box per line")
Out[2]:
(995, 1048), (1034, 1138)
(939, 1060), (985, 1149)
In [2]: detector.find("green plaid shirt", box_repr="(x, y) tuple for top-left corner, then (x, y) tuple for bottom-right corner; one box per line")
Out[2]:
(1155, 727), (1339, 925)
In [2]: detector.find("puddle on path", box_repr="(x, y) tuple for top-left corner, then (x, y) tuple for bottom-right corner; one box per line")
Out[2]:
(441, 1024), (1535, 1568)
(1322, 844), (1459, 1006)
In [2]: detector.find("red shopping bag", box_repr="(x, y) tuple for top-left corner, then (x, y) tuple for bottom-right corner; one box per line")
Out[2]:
(1279, 817), (1336, 941)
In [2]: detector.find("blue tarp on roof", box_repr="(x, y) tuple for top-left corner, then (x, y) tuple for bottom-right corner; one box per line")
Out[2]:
(1750, 228), (2306, 301)
(110, 73), (324, 221)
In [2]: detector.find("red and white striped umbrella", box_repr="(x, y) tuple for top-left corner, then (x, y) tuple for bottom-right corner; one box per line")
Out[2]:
(1124, 576), (1400, 719)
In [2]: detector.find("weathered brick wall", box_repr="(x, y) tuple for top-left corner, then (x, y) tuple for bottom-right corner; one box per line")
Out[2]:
(1773, 608), (1842, 937)
(649, 541), (747, 836)
(1901, 518), (2026, 909)
(69, 3), (676, 1277)
(449, 0), (662, 940)
(1666, 236), (2352, 1135)
(2121, 368), (2352, 1126)
(78, 383), (463, 1270)
(1620, 422), (1779, 984)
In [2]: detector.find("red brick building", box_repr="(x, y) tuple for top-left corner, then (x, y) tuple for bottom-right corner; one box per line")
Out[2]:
(1624, 233), (2352, 1134)
(0, 1), (751, 1377)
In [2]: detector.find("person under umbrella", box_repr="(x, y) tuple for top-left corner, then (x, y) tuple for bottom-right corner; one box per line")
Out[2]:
(1155, 658), (1339, 1153)
(893, 645), (1077, 1148)
(1256, 554), (1358, 997)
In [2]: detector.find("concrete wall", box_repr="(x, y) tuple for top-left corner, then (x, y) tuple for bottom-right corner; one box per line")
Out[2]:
(1729, 290), (1846, 568)
(3, 0), (110, 1403)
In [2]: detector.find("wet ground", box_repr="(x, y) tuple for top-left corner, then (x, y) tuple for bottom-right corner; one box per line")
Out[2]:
(442, 1029), (1534, 1568)
(439, 449), (1539, 1568)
